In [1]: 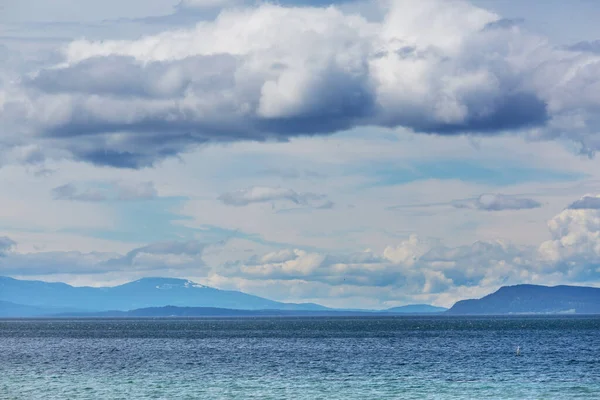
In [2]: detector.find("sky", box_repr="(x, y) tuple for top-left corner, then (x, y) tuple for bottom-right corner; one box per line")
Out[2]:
(1, 0), (600, 309)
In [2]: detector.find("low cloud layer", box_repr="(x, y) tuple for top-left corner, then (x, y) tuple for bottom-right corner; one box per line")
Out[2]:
(453, 193), (542, 211)
(218, 193), (600, 304)
(3, 194), (600, 307)
(0, 240), (206, 277)
(2, 0), (600, 167)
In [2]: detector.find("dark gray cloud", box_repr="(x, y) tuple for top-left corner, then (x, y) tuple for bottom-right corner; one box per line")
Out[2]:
(26, 50), (373, 167)
(453, 194), (542, 211)
(3, 0), (600, 168)
(402, 92), (548, 135)
(567, 195), (600, 210)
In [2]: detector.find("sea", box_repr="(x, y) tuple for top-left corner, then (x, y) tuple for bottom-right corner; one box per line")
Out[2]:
(1, 316), (599, 399)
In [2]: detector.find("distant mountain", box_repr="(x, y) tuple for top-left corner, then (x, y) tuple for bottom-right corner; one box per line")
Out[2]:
(384, 304), (447, 314)
(0, 301), (51, 317)
(0, 276), (328, 312)
(447, 284), (600, 315)
(56, 306), (390, 318)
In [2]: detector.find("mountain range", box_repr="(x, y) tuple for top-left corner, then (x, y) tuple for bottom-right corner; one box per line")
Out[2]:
(0, 276), (447, 316)
(0, 276), (328, 313)
(3, 276), (598, 317)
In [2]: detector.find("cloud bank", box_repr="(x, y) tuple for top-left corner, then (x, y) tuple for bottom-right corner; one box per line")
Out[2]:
(3, 194), (600, 307)
(2, 0), (600, 167)
(0, 240), (206, 276)
(219, 193), (600, 304)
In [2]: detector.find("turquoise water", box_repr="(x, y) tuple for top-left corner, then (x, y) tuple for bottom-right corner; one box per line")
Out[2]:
(1, 316), (600, 399)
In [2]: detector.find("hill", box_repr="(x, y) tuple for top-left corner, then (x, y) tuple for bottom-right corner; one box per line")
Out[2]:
(447, 284), (600, 315)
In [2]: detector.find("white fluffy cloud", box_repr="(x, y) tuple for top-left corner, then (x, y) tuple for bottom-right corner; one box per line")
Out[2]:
(221, 235), (529, 294)
(2, 0), (600, 167)
(538, 196), (600, 269)
(211, 193), (600, 305)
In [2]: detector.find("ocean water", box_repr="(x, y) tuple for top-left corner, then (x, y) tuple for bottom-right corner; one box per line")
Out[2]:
(1, 317), (600, 399)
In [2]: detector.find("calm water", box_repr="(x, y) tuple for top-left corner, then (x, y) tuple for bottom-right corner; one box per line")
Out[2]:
(1, 316), (600, 399)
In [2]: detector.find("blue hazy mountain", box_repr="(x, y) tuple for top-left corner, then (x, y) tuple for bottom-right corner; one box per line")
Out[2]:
(447, 284), (600, 315)
(384, 304), (447, 313)
(0, 300), (54, 317)
(0, 276), (328, 312)
(56, 306), (395, 318)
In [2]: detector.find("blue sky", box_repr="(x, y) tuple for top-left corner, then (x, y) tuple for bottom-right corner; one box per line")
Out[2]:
(1, 0), (600, 308)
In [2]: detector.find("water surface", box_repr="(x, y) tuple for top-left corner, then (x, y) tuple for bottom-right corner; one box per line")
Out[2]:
(1, 316), (599, 399)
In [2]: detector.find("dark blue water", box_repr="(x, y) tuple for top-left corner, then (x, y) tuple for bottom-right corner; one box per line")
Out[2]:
(1, 316), (600, 399)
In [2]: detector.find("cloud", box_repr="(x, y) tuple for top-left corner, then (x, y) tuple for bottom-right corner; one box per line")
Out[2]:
(0, 237), (16, 256)
(538, 195), (600, 269)
(52, 183), (108, 202)
(8, 0), (599, 167)
(218, 186), (330, 208)
(0, 239), (206, 277)
(260, 168), (326, 180)
(567, 195), (600, 210)
(218, 235), (530, 295)
(106, 240), (206, 269)
(483, 18), (524, 31)
(115, 181), (158, 200)
(52, 181), (158, 202)
(453, 193), (542, 211)
(211, 198), (600, 305)
(566, 40), (600, 54)
(211, 193), (600, 305)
